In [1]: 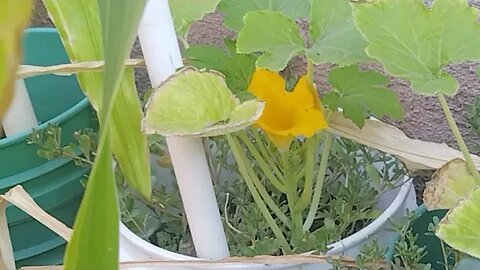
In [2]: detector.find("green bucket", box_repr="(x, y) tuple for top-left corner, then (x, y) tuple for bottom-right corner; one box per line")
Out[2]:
(385, 205), (448, 268)
(386, 204), (480, 268)
(0, 28), (96, 267)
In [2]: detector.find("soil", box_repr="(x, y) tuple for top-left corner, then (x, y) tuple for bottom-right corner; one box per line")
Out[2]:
(30, 1), (480, 202)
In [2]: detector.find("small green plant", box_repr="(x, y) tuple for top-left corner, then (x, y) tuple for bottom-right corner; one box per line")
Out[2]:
(27, 124), (97, 166)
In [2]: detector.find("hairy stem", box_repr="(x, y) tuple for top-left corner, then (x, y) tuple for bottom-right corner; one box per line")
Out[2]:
(306, 59), (315, 91)
(294, 134), (320, 212)
(438, 94), (480, 179)
(282, 152), (303, 243)
(251, 128), (284, 179)
(303, 132), (334, 232)
(226, 134), (292, 253)
(237, 131), (285, 192)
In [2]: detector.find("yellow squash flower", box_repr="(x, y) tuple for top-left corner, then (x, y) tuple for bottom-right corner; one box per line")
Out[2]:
(248, 69), (328, 150)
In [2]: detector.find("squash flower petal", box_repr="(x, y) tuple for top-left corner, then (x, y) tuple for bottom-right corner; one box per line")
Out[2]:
(248, 69), (328, 151)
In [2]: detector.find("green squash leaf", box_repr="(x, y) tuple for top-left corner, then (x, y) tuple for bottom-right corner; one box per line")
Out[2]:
(143, 68), (263, 137)
(423, 159), (480, 211)
(437, 186), (480, 259)
(237, 11), (305, 71)
(353, 0), (480, 95)
(307, 0), (368, 65)
(63, 0), (146, 269)
(169, 0), (220, 38)
(43, 0), (151, 198)
(323, 65), (403, 128)
(184, 39), (257, 100)
(218, 0), (311, 31)
(0, 0), (32, 120)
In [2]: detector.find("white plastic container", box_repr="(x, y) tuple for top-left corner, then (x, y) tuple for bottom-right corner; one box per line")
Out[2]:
(119, 178), (416, 270)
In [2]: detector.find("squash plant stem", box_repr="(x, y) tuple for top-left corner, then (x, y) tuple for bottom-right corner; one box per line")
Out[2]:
(303, 132), (334, 232)
(237, 131), (286, 192)
(438, 94), (480, 179)
(226, 134), (292, 253)
(236, 132), (291, 227)
(251, 128), (284, 180)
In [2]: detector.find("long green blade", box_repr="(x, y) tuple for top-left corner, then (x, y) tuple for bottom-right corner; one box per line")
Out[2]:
(43, 0), (151, 198)
(0, 0), (32, 120)
(63, 0), (146, 269)
(63, 133), (118, 270)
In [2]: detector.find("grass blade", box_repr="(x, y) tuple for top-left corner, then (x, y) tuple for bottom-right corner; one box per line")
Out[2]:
(43, 0), (151, 198)
(63, 0), (146, 269)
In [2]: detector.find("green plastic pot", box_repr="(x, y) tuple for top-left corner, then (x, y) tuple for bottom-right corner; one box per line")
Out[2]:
(386, 205), (447, 268)
(0, 28), (96, 267)
(386, 204), (480, 269)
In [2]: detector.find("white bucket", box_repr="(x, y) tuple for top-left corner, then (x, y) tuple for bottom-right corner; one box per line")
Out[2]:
(119, 177), (416, 270)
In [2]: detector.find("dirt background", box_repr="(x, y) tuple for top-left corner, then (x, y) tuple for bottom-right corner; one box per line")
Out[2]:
(30, 1), (480, 200)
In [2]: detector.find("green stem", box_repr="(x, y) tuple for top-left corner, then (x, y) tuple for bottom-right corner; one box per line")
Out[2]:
(237, 131), (285, 192)
(282, 152), (303, 242)
(235, 133), (290, 227)
(303, 132), (334, 232)
(306, 59), (315, 91)
(440, 240), (449, 270)
(294, 134), (320, 212)
(226, 134), (292, 253)
(251, 128), (284, 179)
(438, 94), (480, 179)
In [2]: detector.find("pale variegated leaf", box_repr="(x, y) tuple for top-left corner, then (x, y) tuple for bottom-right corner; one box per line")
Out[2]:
(143, 68), (263, 137)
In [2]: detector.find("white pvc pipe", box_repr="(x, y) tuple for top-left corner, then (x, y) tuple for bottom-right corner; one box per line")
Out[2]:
(2, 80), (38, 137)
(137, 0), (229, 260)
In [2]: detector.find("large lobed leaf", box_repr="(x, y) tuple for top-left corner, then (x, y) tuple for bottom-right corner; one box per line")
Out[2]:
(143, 68), (263, 137)
(169, 0), (221, 38)
(184, 39), (257, 100)
(324, 65), (403, 128)
(43, 0), (151, 198)
(236, 0), (368, 71)
(354, 0), (480, 95)
(218, 0), (311, 32)
(63, 0), (146, 269)
(0, 0), (32, 120)
(236, 11), (305, 71)
(307, 0), (368, 65)
(437, 187), (480, 259)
